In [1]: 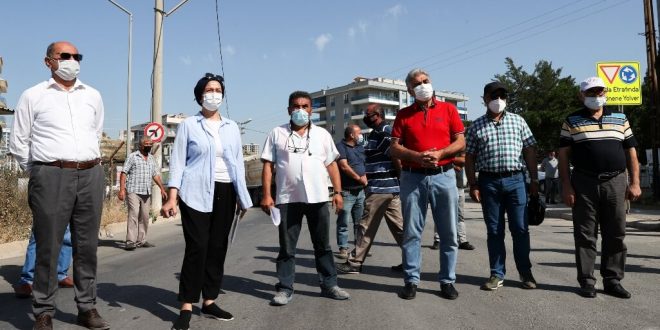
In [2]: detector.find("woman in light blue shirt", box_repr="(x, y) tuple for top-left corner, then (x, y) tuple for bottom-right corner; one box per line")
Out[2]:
(162, 73), (252, 330)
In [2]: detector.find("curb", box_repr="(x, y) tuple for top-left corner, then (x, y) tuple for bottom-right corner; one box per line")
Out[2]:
(0, 215), (180, 261)
(545, 208), (660, 231)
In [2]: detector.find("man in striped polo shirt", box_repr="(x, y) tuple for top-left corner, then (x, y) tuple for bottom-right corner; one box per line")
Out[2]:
(465, 81), (539, 292)
(336, 103), (404, 274)
(559, 77), (641, 299)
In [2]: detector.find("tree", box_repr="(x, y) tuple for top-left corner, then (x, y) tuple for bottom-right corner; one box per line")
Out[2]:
(623, 78), (652, 164)
(492, 57), (582, 153)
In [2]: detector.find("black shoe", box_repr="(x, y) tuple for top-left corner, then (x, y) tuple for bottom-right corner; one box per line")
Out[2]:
(579, 284), (597, 298)
(430, 241), (440, 250)
(398, 283), (417, 300)
(440, 283), (459, 300)
(124, 241), (136, 251)
(604, 283), (631, 299)
(458, 242), (475, 250)
(138, 241), (156, 248)
(390, 264), (403, 272)
(336, 262), (361, 274)
(201, 303), (234, 321)
(171, 310), (192, 330)
(77, 308), (110, 330)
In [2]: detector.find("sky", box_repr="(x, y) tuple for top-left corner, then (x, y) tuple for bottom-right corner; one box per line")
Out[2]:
(0, 0), (649, 145)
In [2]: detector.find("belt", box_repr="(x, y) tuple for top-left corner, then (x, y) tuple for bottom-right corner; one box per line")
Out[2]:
(479, 170), (522, 178)
(573, 168), (624, 181)
(34, 158), (101, 170)
(403, 163), (453, 175)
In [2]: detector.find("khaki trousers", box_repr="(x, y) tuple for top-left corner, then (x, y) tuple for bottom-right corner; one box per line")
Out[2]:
(349, 193), (404, 265)
(126, 193), (151, 244)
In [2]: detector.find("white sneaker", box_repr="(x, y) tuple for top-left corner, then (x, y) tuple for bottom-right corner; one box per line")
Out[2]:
(270, 291), (293, 306)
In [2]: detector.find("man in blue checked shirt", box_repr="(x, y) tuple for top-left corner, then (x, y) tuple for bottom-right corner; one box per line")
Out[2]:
(465, 81), (539, 292)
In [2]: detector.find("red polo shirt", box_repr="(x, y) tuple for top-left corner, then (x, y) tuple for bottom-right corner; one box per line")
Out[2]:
(392, 98), (464, 168)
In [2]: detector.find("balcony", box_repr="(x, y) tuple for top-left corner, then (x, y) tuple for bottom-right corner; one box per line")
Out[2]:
(351, 94), (400, 106)
(312, 117), (326, 125)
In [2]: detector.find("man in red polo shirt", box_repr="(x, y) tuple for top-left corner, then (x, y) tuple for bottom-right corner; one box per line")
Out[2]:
(390, 68), (465, 300)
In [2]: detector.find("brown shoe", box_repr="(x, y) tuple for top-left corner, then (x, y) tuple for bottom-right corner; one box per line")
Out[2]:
(33, 313), (53, 330)
(14, 283), (32, 298)
(77, 309), (110, 330)
(58, 276), (74, 288)
(334, 248), (349, 259)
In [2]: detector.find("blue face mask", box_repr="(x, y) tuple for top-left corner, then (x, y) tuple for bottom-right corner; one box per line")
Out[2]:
(290, 109), (309, 127)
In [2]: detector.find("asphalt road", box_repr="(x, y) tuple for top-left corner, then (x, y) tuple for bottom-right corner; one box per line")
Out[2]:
(1, 198), (659, 330)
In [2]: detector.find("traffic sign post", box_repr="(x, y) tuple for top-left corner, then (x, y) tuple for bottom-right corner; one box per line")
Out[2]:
(596, 61), (642, 105)
(143, 122), (165, 143)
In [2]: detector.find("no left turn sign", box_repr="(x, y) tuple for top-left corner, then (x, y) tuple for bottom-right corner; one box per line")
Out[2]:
(144, 122), (165, 143)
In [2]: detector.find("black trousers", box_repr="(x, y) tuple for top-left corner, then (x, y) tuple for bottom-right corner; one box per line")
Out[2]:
(178, 182), (236, 303)
(571, 172), (627, 287)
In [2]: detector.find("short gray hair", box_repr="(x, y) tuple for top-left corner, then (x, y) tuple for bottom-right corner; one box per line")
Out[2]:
(405, 68), (430, 89)
(46, 42), (56, 57)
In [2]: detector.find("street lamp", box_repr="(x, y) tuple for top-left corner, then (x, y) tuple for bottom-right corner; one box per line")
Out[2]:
(238, 118), (252, 135)
(107, 0), (133, 159)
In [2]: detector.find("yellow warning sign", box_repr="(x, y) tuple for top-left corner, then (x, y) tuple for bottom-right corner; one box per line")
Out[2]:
(596, 61), (642, 105)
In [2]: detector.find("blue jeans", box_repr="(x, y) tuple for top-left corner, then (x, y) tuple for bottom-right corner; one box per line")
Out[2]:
(336, 189), (365, 249)
(478, 172), (531, 279)
(19, 225), (72, 284)
(400, 169), (458, 284)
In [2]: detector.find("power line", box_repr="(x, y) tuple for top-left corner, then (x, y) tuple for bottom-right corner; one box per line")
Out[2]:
(214, 0), (230, 119)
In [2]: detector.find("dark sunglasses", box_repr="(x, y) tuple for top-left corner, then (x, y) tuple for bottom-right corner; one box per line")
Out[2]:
(204, 73), (224, 82)
(583, 88), (605, 97)
(364, 112), (378, 118)
(52, 52), (83, 62)
(490, 91), (507, 100)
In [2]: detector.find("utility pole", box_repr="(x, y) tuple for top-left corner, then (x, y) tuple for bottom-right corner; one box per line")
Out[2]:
(151, 0), (190, 214)
(644, 0), (660, 199)
(107, 0), (133, 161)
(237, 118), (252, 135)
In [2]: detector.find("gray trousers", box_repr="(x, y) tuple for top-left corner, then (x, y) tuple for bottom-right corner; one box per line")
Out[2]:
(434, 187), (467, 243)
(126, 193), (151, 244)
(29, 164), (104, 316)
(572, 171), (627, 287)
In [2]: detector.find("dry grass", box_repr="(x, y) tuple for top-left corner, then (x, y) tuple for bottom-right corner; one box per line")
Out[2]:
(0, 166), (128, 244)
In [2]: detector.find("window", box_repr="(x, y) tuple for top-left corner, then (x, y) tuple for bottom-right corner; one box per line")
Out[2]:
(343, 108), (350, 119)
(343, 93), (349, 104)
(329, 110), (336, 121)
(330, 124), (336, 134)
(330, 96), (335, 107)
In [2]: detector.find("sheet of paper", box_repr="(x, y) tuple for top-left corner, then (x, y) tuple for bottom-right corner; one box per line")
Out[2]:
(229, 211), (240, 245)
(270, 206), (281, 226)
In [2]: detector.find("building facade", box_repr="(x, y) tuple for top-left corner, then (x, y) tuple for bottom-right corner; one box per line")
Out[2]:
(130, 113), (186, 169)
(310, 76), (468, 140)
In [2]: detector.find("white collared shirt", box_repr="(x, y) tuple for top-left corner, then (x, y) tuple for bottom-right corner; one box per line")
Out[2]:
(261, 123), (339, 204)
(9, 78), (104, 171)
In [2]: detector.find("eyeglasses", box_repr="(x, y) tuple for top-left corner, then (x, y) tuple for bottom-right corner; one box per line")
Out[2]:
(490, 91), (507, 100)
(51, 52), (83, 62)
(583, 88), (605, 97)
(364, 112), (378, 118)
(285, 131), (311, 155)
(204, 73), (224, 82)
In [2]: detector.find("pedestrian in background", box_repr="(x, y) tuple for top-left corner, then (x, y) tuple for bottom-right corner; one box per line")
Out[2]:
(559, 77), (641, 299)
(465, 81), (539, 292)
(391, 68), (465, 300)
(9, 41), (109, 330)
(541, 150), (559, 204)
(119, 136), (167, 251)
(430, 152), (476, 251)
(260, 90), (350, 306)
(162, 73), (252, 330)
(334, 124), (367, 259)
(336, 103), (404, 274)
(13, 226), (73, 299)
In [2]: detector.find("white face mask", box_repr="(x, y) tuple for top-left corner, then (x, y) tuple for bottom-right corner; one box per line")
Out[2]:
(202, 92), (223, 111)
(54, 60), (80, 81)
(413, 83), (434, 102)
(488, 99), (506, 114)
(584, 96), (606, 110)
(355, 134), (364, 144)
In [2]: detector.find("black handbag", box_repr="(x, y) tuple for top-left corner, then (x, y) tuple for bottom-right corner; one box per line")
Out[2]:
(527, 195), (546, 226)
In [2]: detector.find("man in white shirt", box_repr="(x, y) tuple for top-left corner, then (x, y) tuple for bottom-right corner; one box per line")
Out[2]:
(9, 41), (109, 330)
(260, 91), (350, 306)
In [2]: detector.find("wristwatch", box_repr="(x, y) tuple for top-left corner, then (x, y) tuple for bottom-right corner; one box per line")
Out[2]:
(333, 191), (342, 195)
(530, 179), (539, 183)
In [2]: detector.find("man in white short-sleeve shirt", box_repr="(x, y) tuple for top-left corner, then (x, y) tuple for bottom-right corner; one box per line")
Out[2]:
(260, 90), (350, 306)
